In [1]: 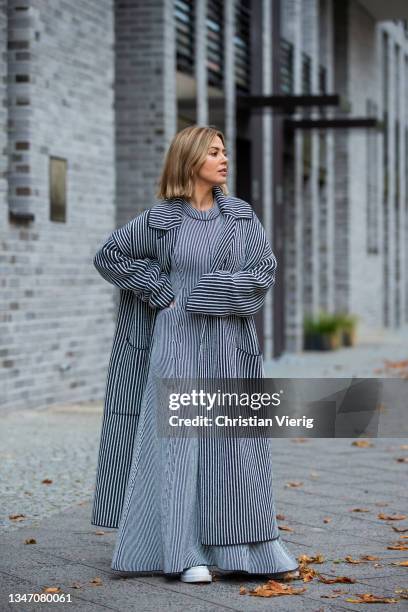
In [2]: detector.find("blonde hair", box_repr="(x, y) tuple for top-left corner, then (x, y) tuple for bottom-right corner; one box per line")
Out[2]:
(156, 125), (229, 200)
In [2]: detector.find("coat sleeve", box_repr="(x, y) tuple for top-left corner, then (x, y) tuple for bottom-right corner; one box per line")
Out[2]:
(93, 211), (175, 309)
(185, 212), (277, 317)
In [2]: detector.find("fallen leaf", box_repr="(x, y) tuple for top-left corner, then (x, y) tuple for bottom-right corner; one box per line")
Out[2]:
(378, 513), (407, 521)
(323, 517), (332, 524)
(399, 445), (408, 450)
(290, 438), (309, 443)
(90, 577), (103, 586)
(24, 538), (36, 545)
(345, 593), (399, 604)
(392, 561), (408, 566)
(352, 440), (374, 447)
(286, 481), (303, 488)
(94, 531), (105, 536)
(361, 555), (380, 561)
(298, 554), (325, 564)
(276, 514), (285, 520)
(350, 508), (370, 513)
(9, 514), (26, 521)
(43, 587), (61, 594)
(278, 525), (294, 532)
(387, 543), (408, 550)
(399, 535), (408, 539)
(321, 589), (349, 599)
(396, 457), (408, 463)
(318, 575), (356, 584)
(392, 526), (408, 533)
(395, 587), (408, 598)
(41, 479), (53, 485)
(344, 556), (364, 564)
(69, 582), (82, 589)
(245, 579), (307, 597)
(239, 586), (247, 594)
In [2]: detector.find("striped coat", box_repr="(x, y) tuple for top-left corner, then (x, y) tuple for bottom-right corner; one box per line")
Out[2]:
(91, 185), (279, 545)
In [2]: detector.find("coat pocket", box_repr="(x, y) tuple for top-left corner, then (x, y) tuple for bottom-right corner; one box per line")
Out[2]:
(235, 346), (264, 378)
(108, 338), (150, 416)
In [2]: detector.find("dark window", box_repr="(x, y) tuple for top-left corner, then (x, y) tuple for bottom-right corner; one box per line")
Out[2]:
(302, 52), (311, 94)
(175, 0), (195, 75)
(280, 38), (294, 94)
(49, 157), (67, 223)
(234, 0), (250, 94)
(207, 0), (224, 88)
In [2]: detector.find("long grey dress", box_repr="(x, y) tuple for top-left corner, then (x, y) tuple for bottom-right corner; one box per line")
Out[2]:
(111, 197), (299, 575)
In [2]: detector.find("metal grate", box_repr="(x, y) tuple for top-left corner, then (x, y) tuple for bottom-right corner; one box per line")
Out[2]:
(207, 0), (224, 88)
(234, 0), (250, 94)
(280, 38), (294, 94)
(175, 0), (195, 75)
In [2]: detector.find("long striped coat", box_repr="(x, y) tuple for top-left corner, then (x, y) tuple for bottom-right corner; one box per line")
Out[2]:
(91, 185), (279, 545)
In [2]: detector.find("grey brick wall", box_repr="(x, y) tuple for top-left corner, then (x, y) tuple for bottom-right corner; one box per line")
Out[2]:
(0, 0), (115, 410)
(115, 0), (176, 227)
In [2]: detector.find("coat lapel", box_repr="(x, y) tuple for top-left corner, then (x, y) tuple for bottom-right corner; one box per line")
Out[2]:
(147, 185), (252, 273)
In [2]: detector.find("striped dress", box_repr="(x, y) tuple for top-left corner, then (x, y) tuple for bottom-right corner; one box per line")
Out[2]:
(111, 197), (298, 575)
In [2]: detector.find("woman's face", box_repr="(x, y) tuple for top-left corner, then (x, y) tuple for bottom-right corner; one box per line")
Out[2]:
(196, 135), (228, 186)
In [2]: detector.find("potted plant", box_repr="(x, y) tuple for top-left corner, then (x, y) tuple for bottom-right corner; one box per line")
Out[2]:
(303, 312), (342, 351)
(336, 312), (358, 347)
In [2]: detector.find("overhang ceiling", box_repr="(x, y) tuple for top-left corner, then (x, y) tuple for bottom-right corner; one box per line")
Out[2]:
(358, 0), (408, 20)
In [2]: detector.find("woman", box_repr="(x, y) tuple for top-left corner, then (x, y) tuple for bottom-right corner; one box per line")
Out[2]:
(91, 125), (299, 583)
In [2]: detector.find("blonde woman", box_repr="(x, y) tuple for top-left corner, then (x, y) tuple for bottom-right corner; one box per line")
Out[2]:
(91, 126), (299, 583)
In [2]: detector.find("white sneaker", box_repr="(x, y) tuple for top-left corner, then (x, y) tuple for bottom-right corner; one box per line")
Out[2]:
(180, 565), (212, 583)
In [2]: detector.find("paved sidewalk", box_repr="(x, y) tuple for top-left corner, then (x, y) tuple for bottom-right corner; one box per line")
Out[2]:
(1, 328), (407, 610)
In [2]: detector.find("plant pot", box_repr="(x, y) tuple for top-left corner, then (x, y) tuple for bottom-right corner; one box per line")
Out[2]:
(304, 331), (340, 351)
(342, 328), (356, 347)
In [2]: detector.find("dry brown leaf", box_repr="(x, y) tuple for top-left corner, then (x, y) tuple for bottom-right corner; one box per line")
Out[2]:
(352, 440), (374, 447)
(278, 524), (294, 532)
(276, 513), (285, 520)
(392, 526), (408, 533)
(290, 438), (309, 443)
(245, 579), (307, 597)
(395, 457), (408, 463)
(323, 517), (332, 524)
(43, 587), (61, 594)
(89, 577), (103, 586)
(399, 535), (408, 539)
(350, 508), (370, 512)
(9, 514), (26, 521)
(69, 582), (82, 589)
(286, 481), (303, 488)
(94, 531), (105, 536)
(378, 513), (407, 521)
(399, 445), (408, 450)
(387, 543), (408, 550)
(239, 586), (247, 594)
(318, 575), (356, 584)
(321, 589), (349, 599)
(346, 593), (399, 604)
(298, 554), (325, 564)
(392, 560), (408, 566)
(395, 587), (408, 598)
(41, 479), (53, 485)
(344, 556), (364, 564)
(361, 555), (380, 561)
(24, 538), (36, 545)
(301, 568), (317, 582)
